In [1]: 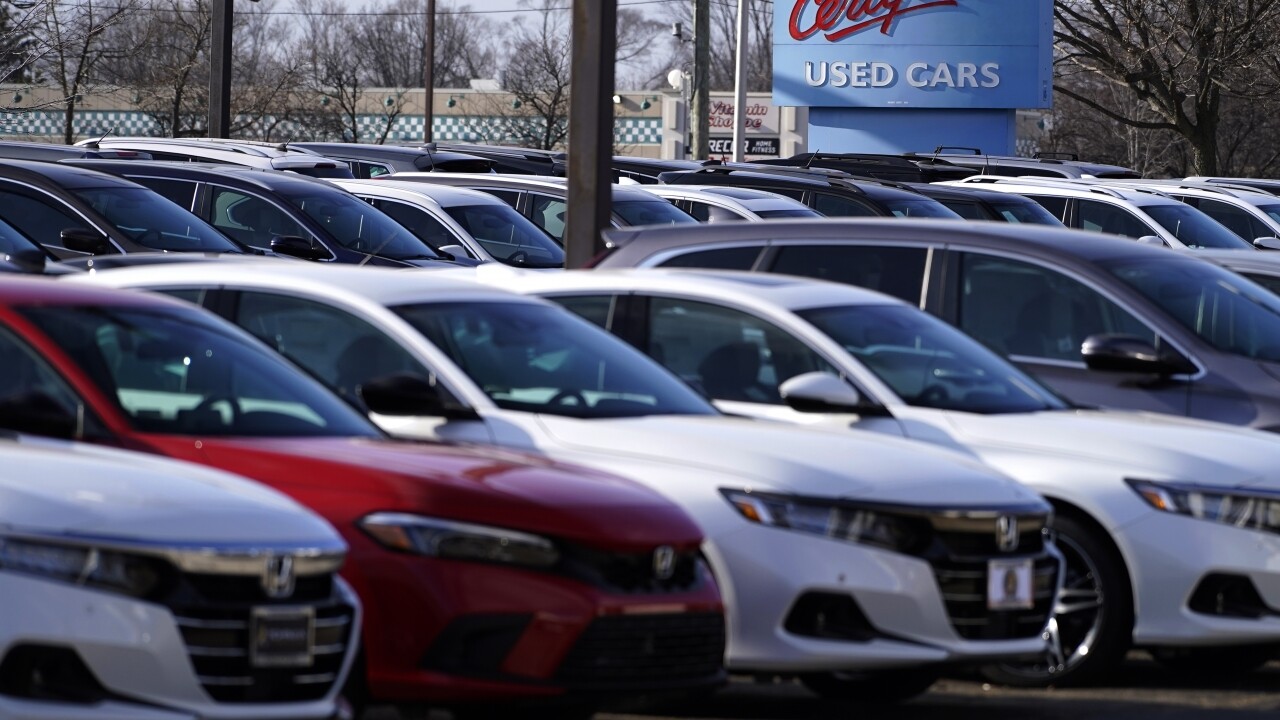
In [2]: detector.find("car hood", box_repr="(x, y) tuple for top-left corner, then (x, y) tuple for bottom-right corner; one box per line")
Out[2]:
(533, 414), (1043, 508)
(0, 436), (339, 548)
(183, 436), (703, 550)
(939, 409), (1280, 489)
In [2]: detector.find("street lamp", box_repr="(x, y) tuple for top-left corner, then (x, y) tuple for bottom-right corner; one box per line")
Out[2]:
(209, 0), (261, 138)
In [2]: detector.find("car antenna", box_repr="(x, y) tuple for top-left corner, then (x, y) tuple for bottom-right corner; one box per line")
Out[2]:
(83, 126), (115, 150)
(803, 150), (819, 169)
(423, 141), (437, 171)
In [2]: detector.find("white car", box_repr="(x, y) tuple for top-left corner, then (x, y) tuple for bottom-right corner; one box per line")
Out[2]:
(0, 435), (358, 720)
(74, 262), (1060, 703)
(332, 178), (565, 268)
(505, 267), (1280, 685)
(1098, 180), (1280, 249)
(639, 185), (824, 222)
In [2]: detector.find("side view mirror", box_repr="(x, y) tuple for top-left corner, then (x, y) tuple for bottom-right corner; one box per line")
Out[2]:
(1254, 237), (1280, 251)
(4, 248), (47, 272)
(358, 372), (478, 420)
(1136, 235), (1168, 247)
(436, 244), (470, 261)
(1081, 334), (1197, 376)
(60, 228), (111, 255)
(0, 391), (80, 440)
(778, 371), (886, 415)
(270, 235), (329, 261)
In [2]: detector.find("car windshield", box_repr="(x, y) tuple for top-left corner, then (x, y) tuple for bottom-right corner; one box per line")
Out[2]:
(881, 198), (961, 219)
(72, 187), (242, 253)
(280, 187), (443, 260)
(1139, 204), (1253, 249)
(1257, 204), (1280, 227)
(755, 208), (822, 219)
(19, 304), (382, 437)
(393, 301), (719, 419)
(442, 204), (564, 268)
(989, 200), (1063, 225)
(1104, 256), (1280, 362)
(798, 304), (1066, 414)
(0, 216), (45, 257)
(613, 200), (699, 227)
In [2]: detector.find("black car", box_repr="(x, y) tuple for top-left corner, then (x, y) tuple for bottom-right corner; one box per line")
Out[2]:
(0, 140), (153, 162)
(905, 183), (1065, 225)
(0, 159), (247, 259)
(291, 142), (494, 177)
(64, 160), (466, 267)
(609, 156), (705, 184)
(751, 152), (974, 183)
(903, 148), (1141, 180)
(430, 143), (566, 176)
(657, 163), (961, 219)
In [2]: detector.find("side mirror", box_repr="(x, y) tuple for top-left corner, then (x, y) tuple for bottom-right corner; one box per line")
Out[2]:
(779, 372), (874, 414)
(436, 244), (470, 261)
(0, 391), (80, 440)
(4, 248), (47, 273)
(60, 228), (111, 255)
(1136, 235), (1168, 247)
(1081, 334), (1197, 376)
(358, 372), (477, 420)
(1254, 237), (1280, 251)
(270, 235), (329, 261)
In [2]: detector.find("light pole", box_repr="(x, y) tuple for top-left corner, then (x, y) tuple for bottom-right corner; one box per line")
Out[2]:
(209, 0), (233, 138)
(730, 0), (749, 161)
(423, 0), (436, 143)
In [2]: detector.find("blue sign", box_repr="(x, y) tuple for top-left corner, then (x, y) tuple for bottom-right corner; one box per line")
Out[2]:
(774, 0), (1053, 109)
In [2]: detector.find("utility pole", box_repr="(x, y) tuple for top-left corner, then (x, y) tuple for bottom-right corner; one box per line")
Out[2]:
(209, 0), (233, 138)
(423, 0), (436, 143)
(691, 0), (710, 159)
(731, 0), (749, 162)
(564, 0), (616, 268)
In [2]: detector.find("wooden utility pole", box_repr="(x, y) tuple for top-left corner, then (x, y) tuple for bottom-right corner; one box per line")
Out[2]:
(564, 0), (616, 268)
(423, 0), (436, 143)
(691, 0), (710, 159)
(209, 0), (233, 138)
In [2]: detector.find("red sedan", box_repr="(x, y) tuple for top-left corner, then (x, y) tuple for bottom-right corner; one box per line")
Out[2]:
(0, 278), (724, 716)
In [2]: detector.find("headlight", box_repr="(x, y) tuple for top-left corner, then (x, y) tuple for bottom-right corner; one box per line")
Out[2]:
(359, 512), (560, 568)
(0, 536), (165, 598)
(1128, 479), (1280, 534)
(720, 489), (926, 553)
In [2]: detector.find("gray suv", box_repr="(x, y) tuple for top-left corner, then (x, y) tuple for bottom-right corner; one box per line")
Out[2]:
(594, 219), (1280, 430)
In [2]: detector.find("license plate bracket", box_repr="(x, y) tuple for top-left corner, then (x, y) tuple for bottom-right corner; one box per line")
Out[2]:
(250, 606), (315, 668)
(987, 558), (1034, 610)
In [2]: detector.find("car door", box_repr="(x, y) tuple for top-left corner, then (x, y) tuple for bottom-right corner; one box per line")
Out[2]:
(943, 249), (1194, 416)
(1072, 199), (1160, 239)
(203, 186), (319, 254)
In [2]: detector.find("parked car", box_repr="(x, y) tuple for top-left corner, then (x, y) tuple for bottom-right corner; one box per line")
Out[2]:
(592, 218), (1280, 430)
(938, 176), (1253, 249)
(292, 142), (494, 177)
(0, 435), (357, 720)
(905, 148), (1141, 179)
(1197, 248), (1280, 296)
(0, 139), (153, 161)
(657, 164), (962, 219)
(75, 137), (355, 178)
(0, 213), (70, 273)
(6, 276), (724, 716)
(79, 261), (1061, 703)
(515, 267), (1280, 684)
(752, 152), (972, 183)
(0, 159), (249, 259)
(333, 178), (565, 267)
(904, 183), (1064, 225)
(1099, 180), (1280, 248)
(609, 156), (705, 184)
(429, 143), (566, 175)
(1186, 176), (1280, 195)
(64, 160), (468, 267)
(641, 184), (823, 222)
(387, 173), (698, 242)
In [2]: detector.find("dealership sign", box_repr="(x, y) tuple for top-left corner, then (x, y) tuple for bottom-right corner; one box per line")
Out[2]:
(774, 0), (1053, 109)
(706, 95), (781, 158)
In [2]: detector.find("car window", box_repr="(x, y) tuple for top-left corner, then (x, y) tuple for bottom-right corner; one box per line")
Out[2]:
(368, 198), (470, 257)
(612, 200), (699, 227)
(812, 192), (878, 217)
(0, 216), (47, 258)
(990, 199), (1063, 225)
(958, 253), (1158, 362)
(131, 177), (198, 210)
(1027, 195), (1067, 220)
(234, 291), (431, 407)
(528, 193), (567, 239)
(554, 294), (616, 330)
(73, 187), (241, 253)
(645, 296), (836, 404)
(208, 187), (310, 251)
(684, 201), (744, 223)
(1243, 272), (1280, 297)
(656, 246), (762, 270)
(768, 244), (928, 304)
(1184, 198), (1269, 241)
(0, 185), (97, 252)
(154, 288), (207, 305)
(938, 199), (987, 220)
(880, 198), (960, 219)
(442, 203), (565, 268)
(0, 323), (93, 426)
(283, 188), (442, 260)
(348, 161), (393, 179)
(1076, 200), (1157, 239)
(1140, 203), (1253, 249)
(475, 188), (521, 207)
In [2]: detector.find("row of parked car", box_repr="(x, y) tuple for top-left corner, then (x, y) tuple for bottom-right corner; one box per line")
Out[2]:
(3, 137), (1280, 720)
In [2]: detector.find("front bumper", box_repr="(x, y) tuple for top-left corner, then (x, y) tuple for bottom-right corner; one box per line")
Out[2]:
(707, 523), (1056, 673)
(0, 571), (356, 720)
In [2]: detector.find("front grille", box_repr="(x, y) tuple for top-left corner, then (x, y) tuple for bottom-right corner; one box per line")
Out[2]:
(173, 602), (354, 703)
(558, 545), (704, 594)
(182, 573), (334, 605)
(932, 556), (1058, 640)
(555, 613), (725, 689)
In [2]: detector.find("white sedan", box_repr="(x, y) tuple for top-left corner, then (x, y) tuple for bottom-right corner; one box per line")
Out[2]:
(499, 266), (1280, 686)
(74, 261), (1060, 703)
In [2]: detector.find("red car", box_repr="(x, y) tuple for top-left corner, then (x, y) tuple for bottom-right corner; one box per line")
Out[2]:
(0, 278), (724, 716)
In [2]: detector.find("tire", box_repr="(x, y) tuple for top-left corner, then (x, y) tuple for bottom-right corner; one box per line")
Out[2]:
(980, 512), (1133, 688)
(1151, 645), (1278, 677)
(800, 667), (940, 704)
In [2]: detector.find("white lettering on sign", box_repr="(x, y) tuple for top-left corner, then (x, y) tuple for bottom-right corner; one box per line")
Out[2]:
(806, 61), (896, 87)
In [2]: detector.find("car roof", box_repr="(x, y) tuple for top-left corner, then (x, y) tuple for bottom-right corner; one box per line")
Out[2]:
(332, 178), (508, 206)
(906, 182), (1041, 204)
(0, 275), (191, 307)
(295, 142), (493, 169)
(599, 217), (1176, 266)
(658, 165), (938, 201)
(62, 159), (346, 192)
(940, 176), (1181, 204)
(390, 173), (664, 201)
(0, 158), (146, 189)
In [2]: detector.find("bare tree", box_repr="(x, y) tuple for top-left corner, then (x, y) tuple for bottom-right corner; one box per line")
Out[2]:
(1054, 0), (1280, 175)
(651, 1), (771, 93)
(355, 0), (496, 89)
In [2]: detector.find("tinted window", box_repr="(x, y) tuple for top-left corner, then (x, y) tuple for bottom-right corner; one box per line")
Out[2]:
(208, 187), (310, 251)
(1243, 272), (1280, 297)
(880, 198), (960, 219)
(527, 193), (566, 239)
(280, 187), (442, 260)
(0, 216), (47, 257)
(646, 296), (836, 404)
(812, 193), (877, 217)
(755, 208), (822, 219)
(0, 324), (90, 423)
(73, 187), (241, 253)
(1028, 195), (1067, 220)
(394, 301), (717, 419)
(0, 185), (97, 252)
(1183, 198), (1269, 241)
(685, 201), (745, 223)
(800, 303), (1063, 413)
(769, 244), (928, 304)
(938, 199), (988, 220)
(131, 177), (198, 210)
(22, 305), (380, 437)
(1257, 204), (1280, 227)
(1140, 204), (1252, 249)
(656, 246), (762, 270)
(613, 200), (698, 227)
(1076, 199), (1158, 239)
(369, 199), (468, 256)
(443, 203), (565, 268)
(476, 188), (521, 207)
(990, 199), (1063, 225)
(554, 295), (615, 330)
(958, 253), (1157, 361)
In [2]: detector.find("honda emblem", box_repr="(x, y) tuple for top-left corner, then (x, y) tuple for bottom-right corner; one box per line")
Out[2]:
(652, 546), (676, 581)
(262, 554), (296, 599)
(996, 516), (1019, 553)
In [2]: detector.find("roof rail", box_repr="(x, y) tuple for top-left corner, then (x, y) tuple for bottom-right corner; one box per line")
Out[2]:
(949, 175), (1172, 199)
(1034, 151), (1080, 161)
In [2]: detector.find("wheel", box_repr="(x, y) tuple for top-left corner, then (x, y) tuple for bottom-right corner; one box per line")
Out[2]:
(800, 667), (940, 704)
(981, 513), (1133, 687)
(1151, 645), (1278, 677)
